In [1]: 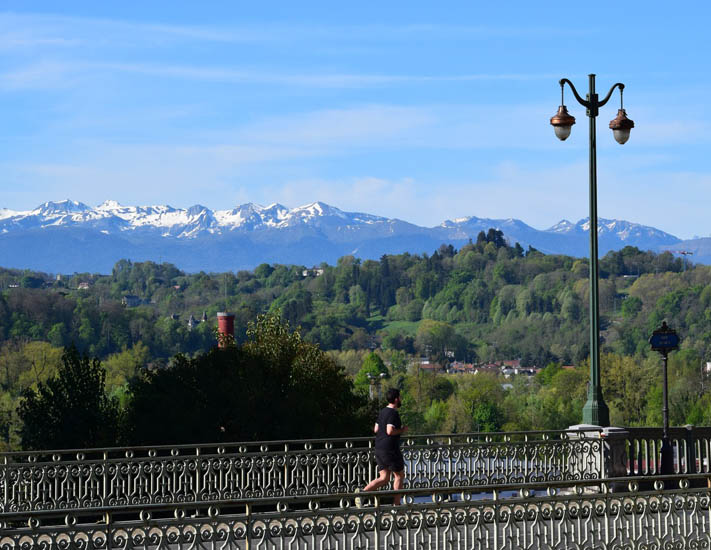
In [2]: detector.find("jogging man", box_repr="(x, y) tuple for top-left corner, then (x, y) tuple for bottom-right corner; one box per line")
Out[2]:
(359, 388), (408, 505)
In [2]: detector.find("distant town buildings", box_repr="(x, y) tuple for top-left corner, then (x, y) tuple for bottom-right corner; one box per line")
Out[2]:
(411, 356), (544, 377)
(302, 267), (325, 277)
(164, 311), (209, 330)
(446, 360), (543, 378)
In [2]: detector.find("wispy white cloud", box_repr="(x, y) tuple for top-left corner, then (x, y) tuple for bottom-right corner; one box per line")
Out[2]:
(0, 12), (594, 51)
(0, 13), (266, 50)
(0, 61), (79, 90)
(0, 58), (559, 91)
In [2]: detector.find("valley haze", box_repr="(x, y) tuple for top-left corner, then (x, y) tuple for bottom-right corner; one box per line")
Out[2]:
(0, 199), (706, 273)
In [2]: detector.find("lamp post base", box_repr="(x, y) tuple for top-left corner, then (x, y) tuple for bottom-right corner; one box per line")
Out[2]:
(582, 398), (610, 427)
(660, 437), (675, 475)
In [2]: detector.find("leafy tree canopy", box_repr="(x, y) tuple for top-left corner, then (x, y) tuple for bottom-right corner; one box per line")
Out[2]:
(18, 345), (119, 450)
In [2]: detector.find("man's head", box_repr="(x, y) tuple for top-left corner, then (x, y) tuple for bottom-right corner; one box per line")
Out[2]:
(386, 388), (401, 408)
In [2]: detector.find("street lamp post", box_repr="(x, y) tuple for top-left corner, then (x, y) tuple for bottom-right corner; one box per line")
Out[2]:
(551, 74), (635, 427)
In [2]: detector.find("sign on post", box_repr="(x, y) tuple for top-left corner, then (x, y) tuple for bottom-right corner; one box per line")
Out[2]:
(649, 321), (679, 354)
(649, 320), (680, 475)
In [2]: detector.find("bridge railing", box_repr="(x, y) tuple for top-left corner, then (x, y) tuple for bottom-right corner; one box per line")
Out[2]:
(0, 429), (604, 513)
(626, 425), (711, 474)
(2, 473), (709, 550)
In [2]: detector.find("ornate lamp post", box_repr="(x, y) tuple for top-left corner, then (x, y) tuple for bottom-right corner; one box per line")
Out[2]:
(551, 74), (635, 427)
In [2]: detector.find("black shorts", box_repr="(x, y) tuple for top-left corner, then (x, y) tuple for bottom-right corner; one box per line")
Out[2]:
(374, 449), (405, 473)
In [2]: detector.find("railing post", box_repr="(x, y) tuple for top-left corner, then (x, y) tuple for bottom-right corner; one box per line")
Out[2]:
(628, 435), (639, 476)
(2, 455), (7, 513)
(283, 443), (289, 495)
(194, 447), (201, 518)
(195, 447), (201, 500)
(601, 427), (629, 486)
(373, 495), (380, 550)
(493, 489), (499, 550)
(567, 424), (604, 479)
(686, 425), (697, 474)
(106, 511), (112, 550)
(101, 451), (109, 506)
(368, 439), (374, 488)
(245, 503), (252, 550)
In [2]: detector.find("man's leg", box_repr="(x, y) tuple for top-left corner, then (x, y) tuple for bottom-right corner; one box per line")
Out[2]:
(364, 469), (391, 492)
(392, 470), (405, 505)
(357, 469), (391, 508)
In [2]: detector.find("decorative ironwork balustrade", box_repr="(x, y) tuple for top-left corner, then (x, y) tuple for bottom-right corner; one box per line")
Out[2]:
(0, 430), (603, 513)
(1, 474), (709, 550)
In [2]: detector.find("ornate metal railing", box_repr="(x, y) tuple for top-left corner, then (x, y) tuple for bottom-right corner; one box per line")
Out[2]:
(0, 430), (604, 513)
(1, 474), (710, 550)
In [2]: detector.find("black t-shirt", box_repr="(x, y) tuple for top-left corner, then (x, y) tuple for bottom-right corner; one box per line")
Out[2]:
(375, 406), (402, 452)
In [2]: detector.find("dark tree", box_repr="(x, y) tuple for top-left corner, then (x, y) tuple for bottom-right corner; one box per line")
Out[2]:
(486, 228), (507, 248)
(124, 346), (266, 444)
(18, 346), (119, 450)
(124, 313), (370, 444)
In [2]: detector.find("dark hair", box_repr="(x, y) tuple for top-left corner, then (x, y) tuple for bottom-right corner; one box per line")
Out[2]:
(385, 388), (400, 404)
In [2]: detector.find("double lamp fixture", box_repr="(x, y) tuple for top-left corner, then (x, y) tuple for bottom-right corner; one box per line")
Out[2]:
(550, 78), (634, 144)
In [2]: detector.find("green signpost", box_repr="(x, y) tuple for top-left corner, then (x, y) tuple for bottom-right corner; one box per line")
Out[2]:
(649, 321), (680, 474)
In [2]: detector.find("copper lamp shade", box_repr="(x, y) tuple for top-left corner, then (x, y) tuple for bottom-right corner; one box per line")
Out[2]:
(609, 108), (634, 144)
(550, 105), (576, 141)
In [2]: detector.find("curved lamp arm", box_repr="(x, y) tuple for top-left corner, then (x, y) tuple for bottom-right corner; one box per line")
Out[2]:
(559, 78), (589, 108)
(598, 83), (625, 108)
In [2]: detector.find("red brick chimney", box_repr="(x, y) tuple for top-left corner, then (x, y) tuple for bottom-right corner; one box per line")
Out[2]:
(216, 312), (235, 347)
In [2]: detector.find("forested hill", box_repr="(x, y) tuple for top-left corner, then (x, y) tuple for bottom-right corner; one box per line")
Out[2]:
(1, 228), (704, 368)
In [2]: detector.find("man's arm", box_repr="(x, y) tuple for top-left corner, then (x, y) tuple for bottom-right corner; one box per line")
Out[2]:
(386, 424), (408, 436)
(373, 423), (379, 434)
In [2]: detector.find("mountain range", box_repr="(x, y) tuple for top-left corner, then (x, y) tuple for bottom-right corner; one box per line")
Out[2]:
(0, 199), (706, 273)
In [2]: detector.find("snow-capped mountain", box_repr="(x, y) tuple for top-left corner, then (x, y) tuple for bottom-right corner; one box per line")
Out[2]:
(0, 199), (692, 273)
(0, 199), (394, 236)
(548, 217), (677, 242)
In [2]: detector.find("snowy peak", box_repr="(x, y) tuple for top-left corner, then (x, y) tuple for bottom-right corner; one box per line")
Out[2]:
(34, 200), (90, 216)
(0, 200), (681, 253)
(0, 198), (698, 272)
(547, 217), (680, 243)
(97, 199), (123, 210)
(186, 204), (209, 217)
(286, 202), (349, 226)
(259, 203), (291, 226)
(214, 202), (290, 229)
(0, 208), (19, 221)
(546, 219), (575, 233)
(0, 200), (391, 237)
(439, 215), (534, 232)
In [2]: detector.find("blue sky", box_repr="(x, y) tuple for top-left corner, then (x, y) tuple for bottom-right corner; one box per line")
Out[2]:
(1, 1), (710, 238)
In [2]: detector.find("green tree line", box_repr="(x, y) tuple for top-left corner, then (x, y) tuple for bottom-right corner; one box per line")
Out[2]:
(3, 230), (710, 449)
